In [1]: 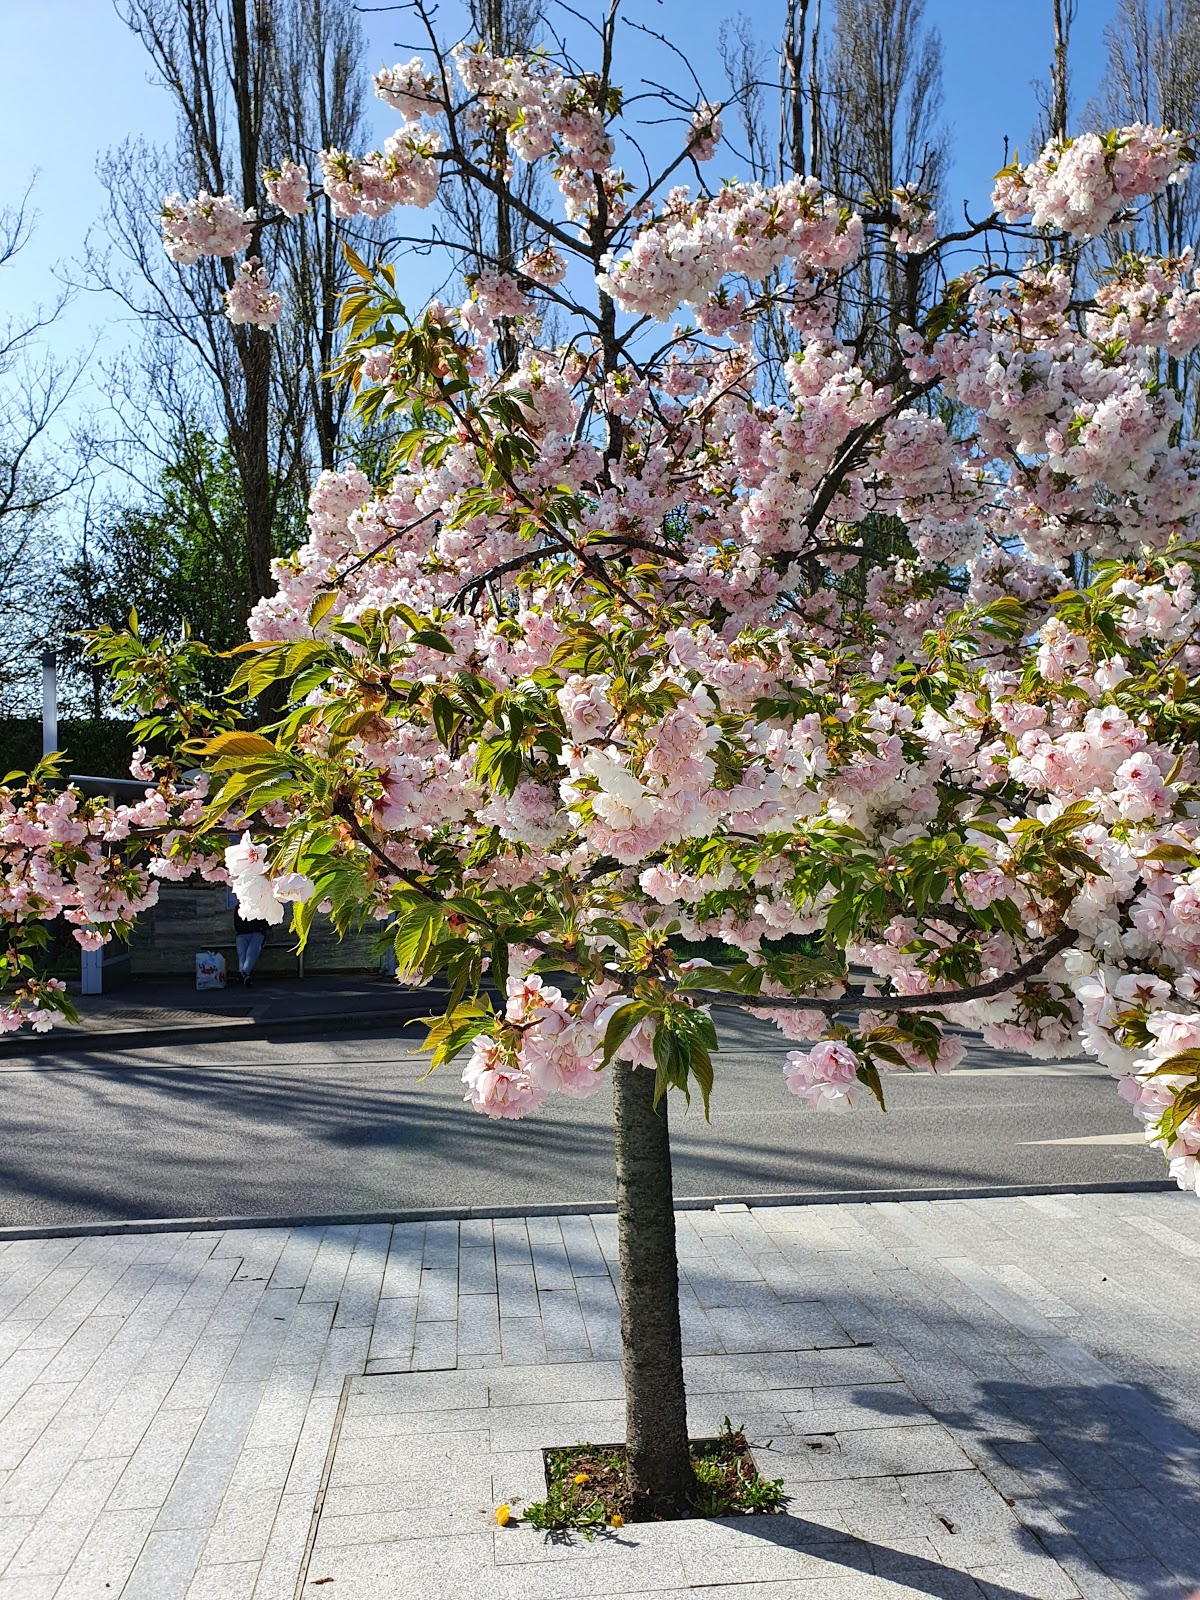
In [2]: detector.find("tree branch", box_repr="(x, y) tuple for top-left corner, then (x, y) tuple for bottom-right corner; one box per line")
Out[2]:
(676, 928), (1078, 1017)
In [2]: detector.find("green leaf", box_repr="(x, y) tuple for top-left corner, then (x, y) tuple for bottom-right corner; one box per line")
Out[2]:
(342, 241), (375, 282)
(651, 1020), (691, 1101)
(602, 1001), (648, 1065)
(1141, 843), (1199, 866)
(689, 1041), (714, 1120)
(410, 629), (453, 653)
(392, 902), (444, 976)
(431, 694), (459, 747)
(1143, 1048), (1200, 1078)
(490, 937), (510, 991)
(417, 999), (493, 1073)
(674, 966), (747, 994)
(856, 1060), (888, 1111)
(1043, 800), (1097, 837)
(195, 731), (283, 760)
(307, 591), (338, 627)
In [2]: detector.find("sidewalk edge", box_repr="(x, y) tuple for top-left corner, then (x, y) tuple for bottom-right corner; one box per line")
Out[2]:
(0, 1177), (1175, 1241)
(0, 1002), (432, 1056)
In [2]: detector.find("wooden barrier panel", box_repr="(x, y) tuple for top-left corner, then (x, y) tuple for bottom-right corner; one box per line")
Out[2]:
(127, 880), (384, 977)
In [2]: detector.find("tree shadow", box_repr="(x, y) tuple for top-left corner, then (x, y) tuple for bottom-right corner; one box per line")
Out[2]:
(0, 1024), (1160, 1228)
(0, 1050), (1116, 1227)
(836, 1359), (1200, 1597)
(720, 1507), (1056, 1600)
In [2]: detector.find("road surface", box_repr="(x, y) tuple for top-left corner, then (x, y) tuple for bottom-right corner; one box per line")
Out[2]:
(0, 1008), (1165, 1228)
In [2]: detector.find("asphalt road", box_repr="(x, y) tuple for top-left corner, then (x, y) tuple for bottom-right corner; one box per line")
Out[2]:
(0, 1008), (1167, 1229)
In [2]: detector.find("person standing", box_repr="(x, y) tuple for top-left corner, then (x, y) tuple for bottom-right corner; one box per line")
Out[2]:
(229, 889), (270, 985)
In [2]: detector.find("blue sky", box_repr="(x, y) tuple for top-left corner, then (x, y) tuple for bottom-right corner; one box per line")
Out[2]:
(1, 0), (1117, 416)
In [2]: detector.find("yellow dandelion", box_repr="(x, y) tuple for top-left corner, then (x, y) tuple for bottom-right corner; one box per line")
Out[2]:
(573, 1473), (590, 1485)
(495, 1503), (512, 1527)
(610, 1512), (625, 1527)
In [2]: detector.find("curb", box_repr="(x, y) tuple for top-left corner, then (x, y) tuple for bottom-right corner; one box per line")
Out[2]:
(0, 1177), (1176, 1242)
(1, 1001), (436, 1057)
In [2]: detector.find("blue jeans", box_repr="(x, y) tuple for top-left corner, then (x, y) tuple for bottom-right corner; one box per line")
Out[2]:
(236, 932), (264, 977)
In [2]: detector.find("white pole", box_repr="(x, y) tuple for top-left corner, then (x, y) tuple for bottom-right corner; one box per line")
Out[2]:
(41, 651), (58, 758)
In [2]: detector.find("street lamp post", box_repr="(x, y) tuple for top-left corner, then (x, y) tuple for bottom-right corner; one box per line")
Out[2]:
(41, 650), (58, 758)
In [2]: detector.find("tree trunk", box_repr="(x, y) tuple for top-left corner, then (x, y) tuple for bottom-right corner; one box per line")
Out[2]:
(240, 322), (276, 613)
(612, 1060), (692, 1519)
(229, 0), (275, 617)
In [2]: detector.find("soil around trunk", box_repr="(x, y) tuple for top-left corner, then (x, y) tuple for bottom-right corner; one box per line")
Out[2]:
(518, 1423), (786, 1535)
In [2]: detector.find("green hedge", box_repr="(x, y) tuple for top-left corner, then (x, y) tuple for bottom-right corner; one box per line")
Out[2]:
(671, 933), (823, 963)
(0, 719), (139, 781)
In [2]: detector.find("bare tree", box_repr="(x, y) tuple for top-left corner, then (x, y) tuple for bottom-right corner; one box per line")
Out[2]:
(719, 15), (772, 181)
(1090, 0), (1200, 435)
(720, 0), (945, 389)
(0, 196), (85, 713)
(778, 0), (824, 180)
(89, 0), (376, 625)
(271, 0), (376, 470)
(433, 0), (547, 370)
(818, 0), (947, 353)
(1026, 0), (1077, 157)
(1049, 0), (1077, 142)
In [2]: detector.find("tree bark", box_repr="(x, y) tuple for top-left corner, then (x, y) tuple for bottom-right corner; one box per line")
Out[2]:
(1051, 0), (1073, 144)
(238, 323), (276, 612)
(612, 1060), (692, 1519)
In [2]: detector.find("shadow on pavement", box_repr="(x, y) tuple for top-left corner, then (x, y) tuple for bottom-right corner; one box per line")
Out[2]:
(841, 1366), (1200, 1598)
(0, 1052), (1128, 1225)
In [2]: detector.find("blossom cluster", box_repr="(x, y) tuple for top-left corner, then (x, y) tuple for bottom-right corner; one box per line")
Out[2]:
(160, 191), (253, 263)
(263, 159), (311, 217)
(319, 126), (443, 218)
(993, 123), (1191, 240)
(461, 975), (610, 1118)
(597, 177), (863, 324)
(223, 258), (283, 329)
(1088, 251), (1200, 360)
(905, 264), (1200, 565)
(461, 269), (537, 344)
(224, 834), (314, 923)
(0, 764), (216, 1032)
(791, 1017), (966, 1106)
(888, 184), (937, 255)
(448, 44), (614, 219)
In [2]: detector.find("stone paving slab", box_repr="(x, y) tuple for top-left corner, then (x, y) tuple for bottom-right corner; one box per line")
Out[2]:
(0, 1193), (1197, 1597)
(305, 1357), (1068, 1597)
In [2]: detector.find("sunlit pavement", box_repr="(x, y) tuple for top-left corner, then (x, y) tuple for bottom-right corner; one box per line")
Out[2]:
(1, 1192), (1198, 1597)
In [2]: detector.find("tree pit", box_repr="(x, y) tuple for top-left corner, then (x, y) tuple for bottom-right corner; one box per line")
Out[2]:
(521, 1420), (786, 1534)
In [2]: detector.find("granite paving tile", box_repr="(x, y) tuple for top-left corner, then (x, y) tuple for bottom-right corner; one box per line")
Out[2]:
(0, 1198), (1194, 1600)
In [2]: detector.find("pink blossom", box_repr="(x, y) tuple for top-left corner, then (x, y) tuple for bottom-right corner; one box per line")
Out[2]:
(784, 1040), (862, 1112)
(462, 1038), (546, 1118)
(129, 747), (155, 783)
(320, 127), (442, 219)
(224, 258), (282, 329)
(273, 871), (316, 903)
(374, 57), (437, 119)
(689, 102), (723, 163)
(994, 125), (1190, 240)
(160, 191), (253, 262)
(519, 245), (568, 286)
(263, 159), (310, 217)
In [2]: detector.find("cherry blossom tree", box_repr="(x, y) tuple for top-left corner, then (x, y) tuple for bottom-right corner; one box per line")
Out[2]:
(5, 0), (1200, 1518)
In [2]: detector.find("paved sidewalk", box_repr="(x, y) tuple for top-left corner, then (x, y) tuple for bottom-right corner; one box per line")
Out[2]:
(1, 1192), (1198, 1599)
(6, 975), (434, 1054)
